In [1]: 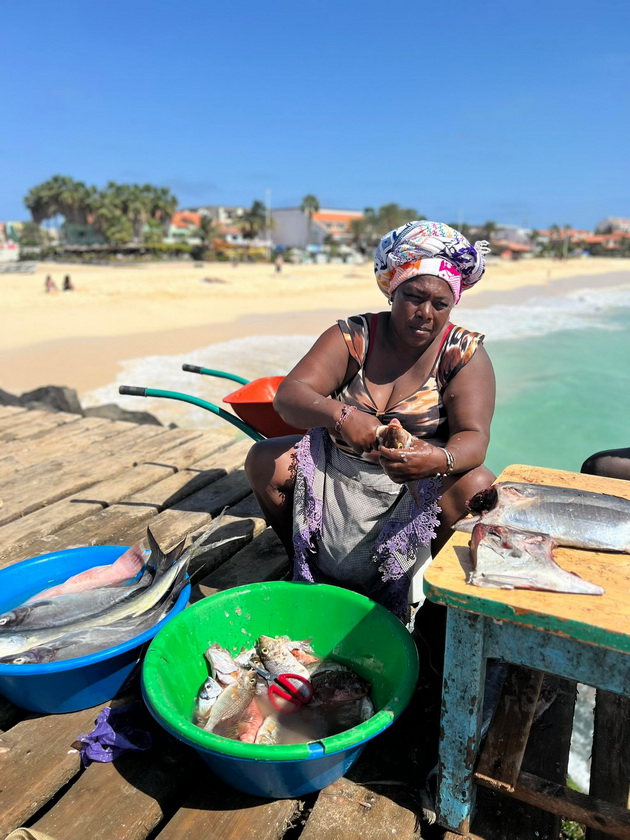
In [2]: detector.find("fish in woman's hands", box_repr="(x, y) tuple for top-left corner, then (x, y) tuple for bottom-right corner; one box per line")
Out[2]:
(468, 523), (604, 595)
(456, 481), (630, 553)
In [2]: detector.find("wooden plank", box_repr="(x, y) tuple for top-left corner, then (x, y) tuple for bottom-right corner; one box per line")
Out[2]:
(154, 774), (299, 840)
(587, 690), (630, 840)
(0, 417), (135, 473)
(32, 730), (193, 840)
(0, 426), (204, 528)
(424, 465), (630, 654)
(119, 440), (252, 512)
(0, 433), (235, 564)
(477, 770), (630, 839)
(0, 703), (108, 837)
(298, 777), (419, 840)
(473, 677), (577, 840)
(195, 527), (290, 596)
(0, 410), (81, 441)
(4, 469), (254, 563)
(475, 666), (544, 791)
(0, 406), (28, 420)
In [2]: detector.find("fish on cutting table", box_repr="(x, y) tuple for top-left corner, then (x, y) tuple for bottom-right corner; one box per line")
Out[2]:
(27, 543), (147, 601)
(468, 523), (604, 595)
(455, 481), (630, 553)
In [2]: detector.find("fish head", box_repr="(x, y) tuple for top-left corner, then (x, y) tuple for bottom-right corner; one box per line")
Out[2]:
(467, 486), (498, 514)
(0, 610), (22, 630)
(378, 420), (413, 450)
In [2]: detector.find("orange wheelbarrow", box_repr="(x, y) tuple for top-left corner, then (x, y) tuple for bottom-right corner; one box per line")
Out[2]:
(119, 365), (304, 442)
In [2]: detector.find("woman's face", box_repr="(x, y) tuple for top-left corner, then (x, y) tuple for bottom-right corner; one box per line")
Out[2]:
(389, 275), (455, 349)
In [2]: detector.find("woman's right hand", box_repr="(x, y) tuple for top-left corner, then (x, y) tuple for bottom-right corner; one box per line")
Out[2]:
(338, 409), (381, 456)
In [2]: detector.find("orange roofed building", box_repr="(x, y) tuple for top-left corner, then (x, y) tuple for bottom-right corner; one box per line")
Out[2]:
(271, 207), (363, 249)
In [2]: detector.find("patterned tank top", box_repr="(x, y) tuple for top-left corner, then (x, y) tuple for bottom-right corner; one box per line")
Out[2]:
(331, 313), (485, 453)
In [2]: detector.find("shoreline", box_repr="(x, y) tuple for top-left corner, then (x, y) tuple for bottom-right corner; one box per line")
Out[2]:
(0, 263), (628, 397)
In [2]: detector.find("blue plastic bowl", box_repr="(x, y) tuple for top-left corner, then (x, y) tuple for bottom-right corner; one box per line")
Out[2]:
(0, 546), (190, 713)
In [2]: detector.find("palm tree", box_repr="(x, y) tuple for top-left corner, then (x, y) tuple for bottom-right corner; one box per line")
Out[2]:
(239, 200), (268, 240)
(300, 194), (320, 247)
(198, 214), (218, 247)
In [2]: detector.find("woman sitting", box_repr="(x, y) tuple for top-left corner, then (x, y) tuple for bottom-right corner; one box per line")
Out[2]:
(245, 221), (496, 623)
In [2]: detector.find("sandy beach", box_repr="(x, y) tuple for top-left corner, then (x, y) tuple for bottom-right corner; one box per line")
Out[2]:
(1, 256), (629, 396)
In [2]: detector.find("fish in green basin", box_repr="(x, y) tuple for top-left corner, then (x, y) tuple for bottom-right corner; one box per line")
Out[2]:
(468, 523), (604, 595)
(254, 715), (280, 745)
(255, 634), (311, 701)
(203, 668), (259, 733)
(310, 668), (371, 707)
(456, 481), (630, 552)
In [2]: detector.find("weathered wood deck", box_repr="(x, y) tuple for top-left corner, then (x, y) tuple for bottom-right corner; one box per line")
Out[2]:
(0, 407), (425, 840)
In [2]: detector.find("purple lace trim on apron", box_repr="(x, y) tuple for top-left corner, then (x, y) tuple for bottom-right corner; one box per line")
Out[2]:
(292, 427), (442, 620)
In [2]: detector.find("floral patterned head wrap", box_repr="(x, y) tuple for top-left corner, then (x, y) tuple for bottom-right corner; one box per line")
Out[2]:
(374, 220), (490, 304)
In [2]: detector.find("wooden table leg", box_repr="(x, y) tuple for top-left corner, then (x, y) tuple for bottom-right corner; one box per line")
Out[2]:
(436, 609), (488, 835)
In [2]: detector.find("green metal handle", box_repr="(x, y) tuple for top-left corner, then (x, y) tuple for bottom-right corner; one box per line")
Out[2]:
(182, 364), (249, 386)
(118, 386), (265, 442)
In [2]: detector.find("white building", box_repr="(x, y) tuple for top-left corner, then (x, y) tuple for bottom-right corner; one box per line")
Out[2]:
(595, 217), (630, 233)
(271, 208), (363, 249)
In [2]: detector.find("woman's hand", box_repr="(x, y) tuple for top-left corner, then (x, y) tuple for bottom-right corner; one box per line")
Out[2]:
(379, 438), (446, 482)
(339, 409), (381, 457)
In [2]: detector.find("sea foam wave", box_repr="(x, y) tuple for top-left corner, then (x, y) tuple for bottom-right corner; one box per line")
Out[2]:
(82, 284), (630, 430)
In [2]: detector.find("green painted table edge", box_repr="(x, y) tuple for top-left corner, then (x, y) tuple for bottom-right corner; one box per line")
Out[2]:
(423, 581), (630, 654)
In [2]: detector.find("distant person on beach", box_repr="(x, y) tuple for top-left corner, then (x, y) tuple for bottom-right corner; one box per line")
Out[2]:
(44, 275), (57, 293)
(275, 254), (284, 273)
(581, 448), (630, 481)
(245, 221), (495, 625)
(63, 275), (74, 291)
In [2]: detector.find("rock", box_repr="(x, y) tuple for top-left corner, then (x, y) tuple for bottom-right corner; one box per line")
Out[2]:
(83, 403), (163, 426)
(20, 386), (83, 415)
(0, 388), (21, 406)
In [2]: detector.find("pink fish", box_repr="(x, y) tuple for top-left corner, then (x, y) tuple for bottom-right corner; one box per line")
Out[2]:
(28, 543), (146, 601)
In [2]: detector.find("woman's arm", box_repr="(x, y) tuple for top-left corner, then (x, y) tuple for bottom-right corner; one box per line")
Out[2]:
(380, 346), (496, 480)
(274, 325), (381, 454)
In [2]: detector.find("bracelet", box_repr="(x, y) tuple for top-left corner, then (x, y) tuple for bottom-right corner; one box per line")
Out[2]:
(435, 447), (455, 478)
(334, 404), (357, 435)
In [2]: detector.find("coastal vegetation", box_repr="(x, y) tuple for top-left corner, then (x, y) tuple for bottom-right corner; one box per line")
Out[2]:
(24, 175), (178, 247)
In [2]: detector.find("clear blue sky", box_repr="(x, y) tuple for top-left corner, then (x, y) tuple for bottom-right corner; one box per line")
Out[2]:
(2, 0), (628, 230)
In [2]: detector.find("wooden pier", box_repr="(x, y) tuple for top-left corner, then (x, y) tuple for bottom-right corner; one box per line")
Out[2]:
(0, 406), (423, 840)
(0, 406), (627, 840)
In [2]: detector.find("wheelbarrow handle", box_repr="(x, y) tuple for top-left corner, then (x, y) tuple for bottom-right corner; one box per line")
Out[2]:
(118, 386), (266, 442)
(182, 365), (249, 386)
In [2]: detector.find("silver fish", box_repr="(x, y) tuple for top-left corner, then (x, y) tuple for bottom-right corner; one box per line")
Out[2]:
(468, 523), (604, 595)
(0, 573), (188, 664)
(193, 676), (223, 726)
(456, 481), (630, 552)
(255, 635), (311, 700)
(204, 643), (240, 685)
(203, 668), (258, 733)
(0, 521), (219, 659)
(254, 715), (280, 745)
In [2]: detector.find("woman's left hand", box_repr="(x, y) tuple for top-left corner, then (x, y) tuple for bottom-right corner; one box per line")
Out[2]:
(378, 438), (444, 482)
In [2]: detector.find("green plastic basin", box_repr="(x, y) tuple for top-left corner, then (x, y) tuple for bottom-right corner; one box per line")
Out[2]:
(142, 581), (419, 797)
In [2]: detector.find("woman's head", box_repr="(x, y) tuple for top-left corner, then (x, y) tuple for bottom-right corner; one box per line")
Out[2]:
(374, 220), (489, 304)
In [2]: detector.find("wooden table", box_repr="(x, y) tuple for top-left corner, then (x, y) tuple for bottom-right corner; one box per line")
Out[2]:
(424, 464), (630, 838)
(0, 406), (420, 840)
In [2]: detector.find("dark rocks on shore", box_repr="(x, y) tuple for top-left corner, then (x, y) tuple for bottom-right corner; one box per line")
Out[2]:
(0, 384), (164, 427)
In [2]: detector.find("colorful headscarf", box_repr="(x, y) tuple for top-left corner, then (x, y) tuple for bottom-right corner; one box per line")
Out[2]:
(374, 220), (490, 304)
